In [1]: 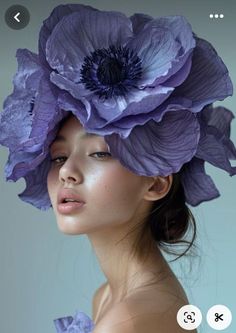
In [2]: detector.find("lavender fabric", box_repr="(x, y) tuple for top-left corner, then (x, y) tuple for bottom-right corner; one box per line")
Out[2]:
(54, 311), (94, 333)
(0, 3), (235, 210)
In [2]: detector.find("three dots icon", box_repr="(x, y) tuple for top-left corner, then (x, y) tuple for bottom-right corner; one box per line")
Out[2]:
(209, 13), (224, 19)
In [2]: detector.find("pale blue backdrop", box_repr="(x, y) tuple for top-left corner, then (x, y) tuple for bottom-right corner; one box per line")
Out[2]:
(0, 1), (235, 332)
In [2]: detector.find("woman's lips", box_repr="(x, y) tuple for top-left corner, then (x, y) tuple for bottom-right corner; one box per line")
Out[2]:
(57, 201), (85, 214)
(58, 189), (85, 205)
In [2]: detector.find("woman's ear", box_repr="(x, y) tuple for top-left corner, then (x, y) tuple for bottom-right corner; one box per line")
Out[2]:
(143, 174), (173, 202)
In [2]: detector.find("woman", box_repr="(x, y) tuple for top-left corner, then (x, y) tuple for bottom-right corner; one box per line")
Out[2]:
(0, 3), (235, 333)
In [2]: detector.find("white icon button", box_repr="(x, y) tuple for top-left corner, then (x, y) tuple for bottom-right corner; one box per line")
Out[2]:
(207, 304), (232, 330)
(177, 305), (202, 330)
(14, 12), (20, 22)
(209, 13), (224, 19)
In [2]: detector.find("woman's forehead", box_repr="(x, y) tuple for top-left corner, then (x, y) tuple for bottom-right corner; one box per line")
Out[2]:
(60, 114), (83, 131)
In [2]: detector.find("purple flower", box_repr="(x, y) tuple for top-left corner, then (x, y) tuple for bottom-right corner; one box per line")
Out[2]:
(53, 311), (94, 333)
(40, 6), (233, 138)
(45, 8), (196, 137)
(0, 4), (235, 210)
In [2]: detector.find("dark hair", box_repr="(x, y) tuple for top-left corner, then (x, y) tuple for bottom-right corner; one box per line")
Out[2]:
(118, 170), (197, 263)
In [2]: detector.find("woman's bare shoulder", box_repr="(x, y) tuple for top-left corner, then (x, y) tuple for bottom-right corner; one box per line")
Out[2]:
(125, 293), (197, 333)
(93, 288), (195, 333)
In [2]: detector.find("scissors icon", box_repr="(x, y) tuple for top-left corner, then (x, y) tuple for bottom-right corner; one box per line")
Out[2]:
(215, 313), (224, 322)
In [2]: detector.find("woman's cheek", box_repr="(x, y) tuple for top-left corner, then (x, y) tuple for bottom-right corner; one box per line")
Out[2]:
(47, 169), (58, 202)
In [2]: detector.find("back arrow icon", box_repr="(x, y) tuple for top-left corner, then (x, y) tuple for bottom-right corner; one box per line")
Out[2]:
(14, 12), (20, 22)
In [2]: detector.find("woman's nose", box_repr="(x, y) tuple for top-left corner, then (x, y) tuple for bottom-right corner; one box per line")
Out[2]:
(59, 157), (83, 185)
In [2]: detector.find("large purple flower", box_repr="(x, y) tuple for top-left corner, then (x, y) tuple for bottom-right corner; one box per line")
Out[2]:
(0, 4), (235, 210)
(40, 5), (233, 138)
(45, 8), (196, 137)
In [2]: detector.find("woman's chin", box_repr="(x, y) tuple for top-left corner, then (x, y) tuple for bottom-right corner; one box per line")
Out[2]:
(56, 217), (87, 235)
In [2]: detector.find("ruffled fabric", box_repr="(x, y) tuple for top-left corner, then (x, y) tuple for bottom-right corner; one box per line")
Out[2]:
(0, 4), (235, 210)
(54, 311), (95, 333)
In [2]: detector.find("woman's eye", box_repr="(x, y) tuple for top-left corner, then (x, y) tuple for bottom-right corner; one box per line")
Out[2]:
(92, 151), (111, 157)
(50, 156), (66, 164)
(50, 152), (111, 164)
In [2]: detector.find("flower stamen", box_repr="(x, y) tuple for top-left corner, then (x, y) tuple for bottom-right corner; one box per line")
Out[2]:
(80, 45), (142, 99)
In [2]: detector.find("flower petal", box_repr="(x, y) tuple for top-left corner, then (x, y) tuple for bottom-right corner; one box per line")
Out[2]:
(12, 48), (43, 91)
(54, 314), (74, 332)
(180, 157), (220, 206)
(0, 93), (34, 150)
(128, 16), (195, 86)
(90, 85), (174, 125)
(50, 72), (92, 99)
(4, 114), (66, 182)
(198, 105), (234, 137)
(0, 49), (43, 151)
(4, 149), (42, 181)
(172, 37), (233, 112)
(129, 13), (153, 34)
(105, 110), (200, 176)
(18, 155), (52, 211)
(29, 76), (60, 138)
(195, 105), (236, 175)
(51, 74), (174, 134)
(57, 91), (88, 125)
(127, 25), (180, 84)
(54, 311), (94, 333)
(99, 96), (192, 137)
(38, 4), (98, 65)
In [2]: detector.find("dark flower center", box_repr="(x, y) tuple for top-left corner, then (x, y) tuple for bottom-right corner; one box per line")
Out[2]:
(80, 45), (142, 99)
(97, 58), (125, 85)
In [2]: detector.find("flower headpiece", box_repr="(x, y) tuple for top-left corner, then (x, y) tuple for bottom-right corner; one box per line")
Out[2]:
(0, 4), (236, 210)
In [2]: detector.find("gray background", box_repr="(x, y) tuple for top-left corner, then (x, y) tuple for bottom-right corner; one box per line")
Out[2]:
(0, 1), (236, 332)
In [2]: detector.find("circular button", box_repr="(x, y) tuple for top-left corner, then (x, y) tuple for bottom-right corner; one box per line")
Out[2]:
(177, 305), (202, 330)
(207, 305), (232, 330)
(5, 5), (30, 30)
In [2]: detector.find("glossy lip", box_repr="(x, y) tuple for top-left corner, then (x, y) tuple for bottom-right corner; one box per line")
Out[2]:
(57, 201), (85, 214)
(57, 188), (85, 205)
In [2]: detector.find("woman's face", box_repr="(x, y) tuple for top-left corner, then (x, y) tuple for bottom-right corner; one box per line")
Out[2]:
(47, 114), (153, 235)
